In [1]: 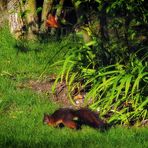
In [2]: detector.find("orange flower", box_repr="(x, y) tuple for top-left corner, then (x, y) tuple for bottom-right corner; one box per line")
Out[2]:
(46, 14), (59, 28)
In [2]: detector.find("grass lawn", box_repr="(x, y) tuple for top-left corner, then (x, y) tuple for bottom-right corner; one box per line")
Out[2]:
(0, 26), (148, 148)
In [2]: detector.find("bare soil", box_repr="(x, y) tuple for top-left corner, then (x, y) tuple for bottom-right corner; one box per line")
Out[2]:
(17, 78), (74, 108)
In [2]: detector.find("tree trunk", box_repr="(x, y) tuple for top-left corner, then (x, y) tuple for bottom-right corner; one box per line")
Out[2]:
(6, 0), (38, 39)
(40, 0), (53, 32)
(24, 0), (38, 39)
(99, 2), (109, 43)
(0, 1), (7, 11)
(7, 0), (24, 38)
(0, 1), (8, 26)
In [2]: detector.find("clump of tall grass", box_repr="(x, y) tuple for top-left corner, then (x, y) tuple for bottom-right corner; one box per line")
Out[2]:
(52, 39), (148, 125)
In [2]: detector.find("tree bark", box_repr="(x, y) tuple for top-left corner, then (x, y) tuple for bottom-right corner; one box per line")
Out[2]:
(99, 2), (109, 42)
(40, 0), (53, 32)
(24, 0), (38, 39)
(0, 0), (8, 26)
(7, 0), (24, 38)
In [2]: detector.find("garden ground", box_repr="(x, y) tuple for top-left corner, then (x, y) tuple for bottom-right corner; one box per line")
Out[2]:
(0, 27), (148, 148)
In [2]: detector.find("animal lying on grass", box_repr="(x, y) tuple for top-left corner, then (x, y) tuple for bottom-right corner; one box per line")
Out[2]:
(43, 108), (108, 130)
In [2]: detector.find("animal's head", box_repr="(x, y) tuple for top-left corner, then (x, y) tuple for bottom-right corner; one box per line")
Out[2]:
(43, 113), (53, 125)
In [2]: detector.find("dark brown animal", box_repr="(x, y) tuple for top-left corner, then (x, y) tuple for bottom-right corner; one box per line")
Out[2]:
(43, 108), (107, 130)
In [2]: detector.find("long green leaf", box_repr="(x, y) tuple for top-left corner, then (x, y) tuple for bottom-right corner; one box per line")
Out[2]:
(131, 72), (148, 96)
(125, 74), (133, 98)
(110, 75), (122, 99)
(136, 97), (148, 111)
(116, 77), (126, 99)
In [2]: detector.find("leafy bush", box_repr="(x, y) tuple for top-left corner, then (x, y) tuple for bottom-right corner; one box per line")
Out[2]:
(52, 37), (148, 125)
(51, 0), (148, 126)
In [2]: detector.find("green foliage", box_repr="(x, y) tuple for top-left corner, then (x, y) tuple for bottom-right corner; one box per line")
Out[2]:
(88, 60), (147, 124)
(0, 19), (148, 147)
(1, 26), (148, 148)
(52, 0), (148, 125)
(106, 0), (148, 23)
(36, 7), (42, 14)
(52, 40), (147, 125)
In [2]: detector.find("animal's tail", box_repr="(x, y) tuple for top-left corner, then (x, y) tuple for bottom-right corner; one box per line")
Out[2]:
(74, 108), (108, 130)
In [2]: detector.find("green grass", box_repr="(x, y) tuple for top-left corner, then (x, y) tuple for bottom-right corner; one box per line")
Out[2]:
(0, 26), (148, 148)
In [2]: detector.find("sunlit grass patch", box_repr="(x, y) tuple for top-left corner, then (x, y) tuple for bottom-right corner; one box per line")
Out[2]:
(0, 27), (148, 148)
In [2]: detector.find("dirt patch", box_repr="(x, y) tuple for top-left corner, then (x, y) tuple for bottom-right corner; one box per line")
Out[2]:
(17, 79), (76, 108)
